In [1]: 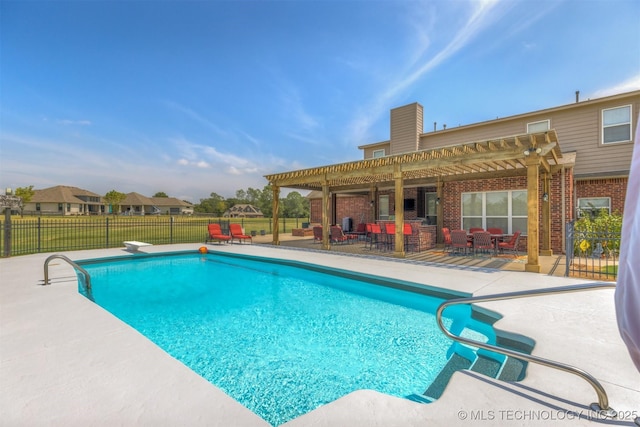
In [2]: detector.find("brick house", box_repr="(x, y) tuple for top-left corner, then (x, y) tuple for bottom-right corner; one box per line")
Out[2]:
(266, 90), (639, 271)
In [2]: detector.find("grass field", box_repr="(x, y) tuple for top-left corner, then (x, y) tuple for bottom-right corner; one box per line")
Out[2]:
(1, 215), (308, 256)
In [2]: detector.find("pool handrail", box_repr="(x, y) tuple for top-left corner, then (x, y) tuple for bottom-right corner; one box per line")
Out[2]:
(43, 254), (92, 290)
(436, 281), (617, 418)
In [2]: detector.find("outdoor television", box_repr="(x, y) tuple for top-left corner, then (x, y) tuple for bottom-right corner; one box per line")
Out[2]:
(404, 199), (416, 211)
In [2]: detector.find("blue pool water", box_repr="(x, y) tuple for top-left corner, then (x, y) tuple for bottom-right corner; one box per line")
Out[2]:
(78, 252), (493, 426)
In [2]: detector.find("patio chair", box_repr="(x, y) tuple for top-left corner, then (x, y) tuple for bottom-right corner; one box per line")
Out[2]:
(330, 225), (356, 244)
(366, 223), (383, 250)
(403, 223), (418, 252)
(442, 227), (452, 252)
(313, 226), (323, 243)
(383, 223), (395, 251)
(229, 223), (252, 244)
(469, 227), (484, 234)
(451, 230), (472, 255)
(473, 231), (494, 256)
(206, 223), (231, 245)
(498, 231), (522, 257)
(487, 227), (503, 235)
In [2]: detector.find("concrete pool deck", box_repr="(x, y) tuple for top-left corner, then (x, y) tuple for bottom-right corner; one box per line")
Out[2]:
(1, 243), (638, 426)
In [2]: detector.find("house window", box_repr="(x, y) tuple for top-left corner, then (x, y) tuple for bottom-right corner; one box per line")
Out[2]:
(372, 149), (385, 158)
(58, 203), (63, 212)
(577, 197), (611, 218)
(527, 120), (550, 133)
(36, 203), (40, 211)
(461, 190), (528, 234)
(67, 203), (71, 212)
(378, 195), (389, 220)
(602, 105), (632, 144)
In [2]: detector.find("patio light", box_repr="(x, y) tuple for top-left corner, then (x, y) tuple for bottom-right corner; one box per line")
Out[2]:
(523, 147), (542, 156)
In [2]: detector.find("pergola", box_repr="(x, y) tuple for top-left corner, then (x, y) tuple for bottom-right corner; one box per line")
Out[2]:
(265, 130), (566, 273)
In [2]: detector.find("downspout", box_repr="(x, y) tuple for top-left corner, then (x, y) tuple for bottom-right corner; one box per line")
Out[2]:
(561, 166), (566, 252)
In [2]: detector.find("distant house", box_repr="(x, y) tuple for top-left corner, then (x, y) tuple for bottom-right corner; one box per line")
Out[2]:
(24, 185), (104, 215)
(120, 192), (194, 215)
(223, 204), (264, 218)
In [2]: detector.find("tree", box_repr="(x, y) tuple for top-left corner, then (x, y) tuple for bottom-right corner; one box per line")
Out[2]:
(282, 191), (309, 218)
(153, 191), (169, 197)
(15, 185), (35, 217)
(103, 190), (126, 214)
(194, 192), (227, 216)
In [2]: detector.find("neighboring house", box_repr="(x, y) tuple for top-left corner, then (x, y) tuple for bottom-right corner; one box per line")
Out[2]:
(24, 186), (104, 215)
(151, 197), (194, 215)
(266, 90), (639, 269)
(223, 204), (264, 218)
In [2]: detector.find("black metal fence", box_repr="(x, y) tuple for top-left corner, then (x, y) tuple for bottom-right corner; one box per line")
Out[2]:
(565, 220), (620, 281)
(1, 216), (302, 257)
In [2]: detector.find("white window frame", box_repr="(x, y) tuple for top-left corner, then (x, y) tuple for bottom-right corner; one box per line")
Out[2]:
(372, 149), (385, 158)
(577, 197), (611, 218)
(461, 190), (528, 235)
(527, 119), (550, 133)
(378, 195), (389, 220)
(602, 105), (632, 145)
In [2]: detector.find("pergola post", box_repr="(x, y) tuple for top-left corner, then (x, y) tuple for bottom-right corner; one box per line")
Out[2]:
(394, 165), (405, 257)
(436, 179), (444, 244)
(541, 172), (553, 256)
(271, 185), (280, 245)
(321, 182), (330, 250)
(525, 155), (541, 272)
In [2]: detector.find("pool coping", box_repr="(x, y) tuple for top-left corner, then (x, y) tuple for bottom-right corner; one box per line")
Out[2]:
(1, 244), (638, 426)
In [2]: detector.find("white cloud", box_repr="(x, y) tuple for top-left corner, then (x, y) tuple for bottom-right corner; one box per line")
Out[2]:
(57, 119), (92, 126)
(591, 74), (640, 99)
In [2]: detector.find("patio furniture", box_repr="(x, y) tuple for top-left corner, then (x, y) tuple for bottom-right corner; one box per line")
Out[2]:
(229, 223), (252, 244)
(469, 227), (484, 234)
(498, 231), (522, 257)
(330, 225), (357, 244)
(451, 230), (472, 255)
(383, 223), (395, 251)
(442, 227), (452, 252)
(366, 223), (383, 250)
(487, 227), (504, 235)
(403, 223), (417, 252)
(313, 226), (323, 243)
(473, 231), (494, 256)
(206, 224), (231, 245)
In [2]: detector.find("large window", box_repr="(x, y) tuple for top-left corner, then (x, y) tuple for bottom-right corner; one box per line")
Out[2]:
(602, 105), (632, 144)
(378, 195), (389, 220)
(461, 190), (527, 234)
(577, 197), (610, 218)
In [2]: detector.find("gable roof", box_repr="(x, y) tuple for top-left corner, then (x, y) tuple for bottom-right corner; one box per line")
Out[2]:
(150, 197), (193, 207)
(227, 204), (262, 214)
(122, 192), (154, 205)
(31, 186), (102, 204)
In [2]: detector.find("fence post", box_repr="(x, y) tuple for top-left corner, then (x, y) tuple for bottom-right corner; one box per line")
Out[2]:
(106, 217), (109, 248)
(3, 208), (11, 257)
(170, 216), (174, 244)
(37, 217), (42, 253)
(565, 221), (573, 277)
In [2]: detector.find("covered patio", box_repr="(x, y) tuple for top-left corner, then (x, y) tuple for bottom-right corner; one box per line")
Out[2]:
(266, 130), (570, 273)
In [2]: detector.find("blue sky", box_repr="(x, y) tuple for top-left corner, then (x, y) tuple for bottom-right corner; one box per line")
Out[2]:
(1, 0), (639, 202)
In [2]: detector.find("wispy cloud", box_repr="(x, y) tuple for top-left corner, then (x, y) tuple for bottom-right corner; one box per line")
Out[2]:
(591, 74), (640, 98)
(57, 119), (92, 126)
(346, 0), (508, 144)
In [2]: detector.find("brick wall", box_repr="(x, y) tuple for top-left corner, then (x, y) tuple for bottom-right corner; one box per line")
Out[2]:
(575, 177), (628, 215)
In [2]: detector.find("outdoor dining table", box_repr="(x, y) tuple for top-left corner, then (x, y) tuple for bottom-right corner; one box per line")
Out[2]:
(467, 232), (506, 255)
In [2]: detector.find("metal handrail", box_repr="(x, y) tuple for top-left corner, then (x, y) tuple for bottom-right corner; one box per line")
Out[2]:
(436, 282), (617, 418)
(44, 254), (92, 290)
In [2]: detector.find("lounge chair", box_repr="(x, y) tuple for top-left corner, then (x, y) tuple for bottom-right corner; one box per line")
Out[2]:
(330, 225), (356, 244)
(229, 223), (252, 244)
(206, 224), (231, 244)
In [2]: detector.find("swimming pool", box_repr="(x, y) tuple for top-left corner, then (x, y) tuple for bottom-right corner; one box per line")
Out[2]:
(77, 251), (503, 426)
